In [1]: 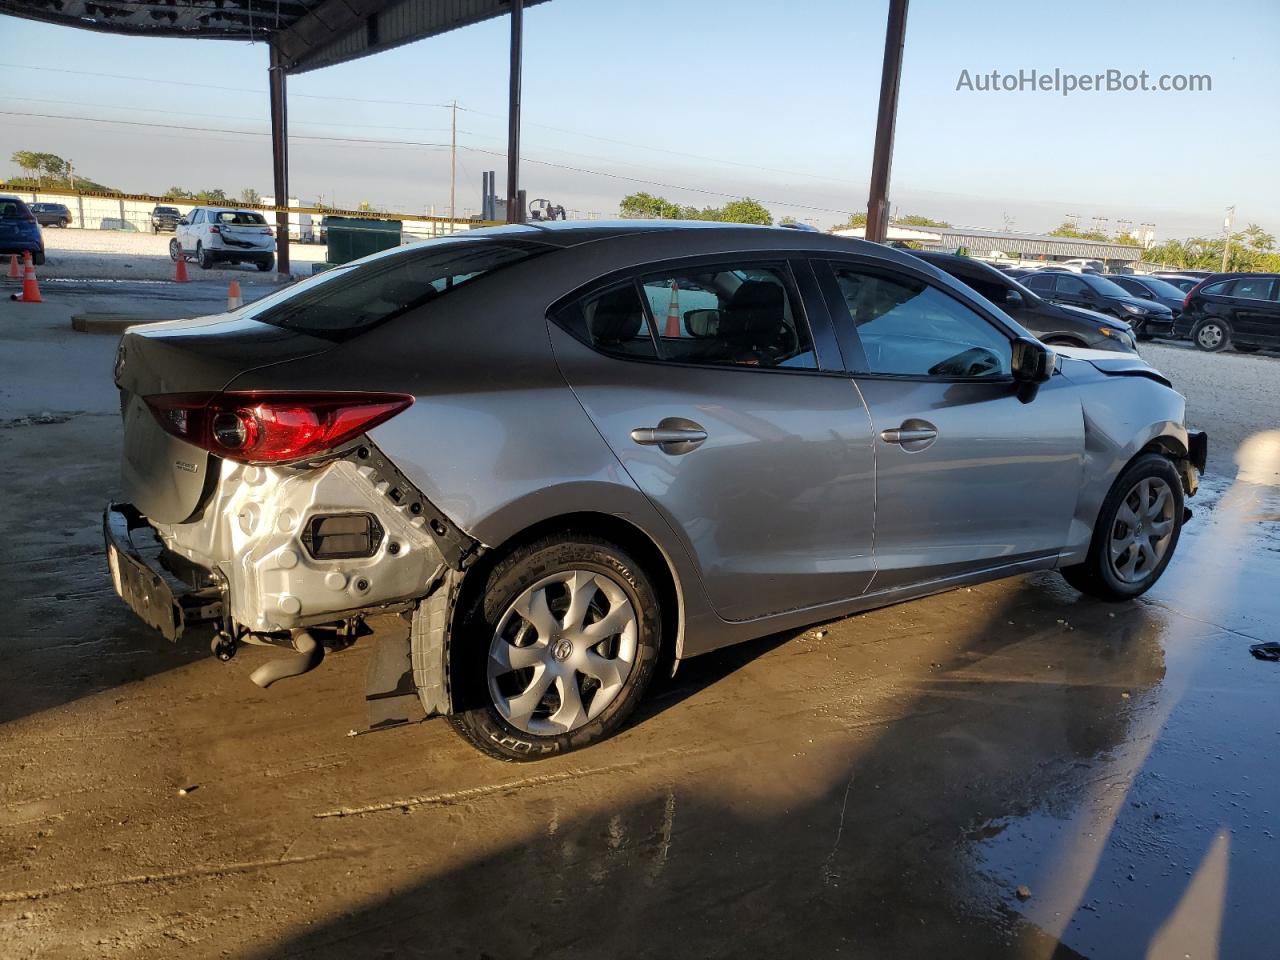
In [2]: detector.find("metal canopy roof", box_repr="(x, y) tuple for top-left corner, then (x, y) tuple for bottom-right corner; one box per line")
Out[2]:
(0, 0), (547, 73)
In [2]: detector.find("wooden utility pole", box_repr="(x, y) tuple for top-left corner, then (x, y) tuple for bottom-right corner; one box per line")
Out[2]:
(1221, 205), (1235, 272)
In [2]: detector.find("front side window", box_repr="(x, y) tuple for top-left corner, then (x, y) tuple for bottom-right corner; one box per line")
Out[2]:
(638, 264), (817, 369)
(252, 239), (547, 341)
(829, 264), (1011, 379)
(1023, 273), (1056, 293)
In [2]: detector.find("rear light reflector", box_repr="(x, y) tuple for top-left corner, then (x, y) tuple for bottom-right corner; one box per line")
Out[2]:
(145, 391), (413, 464)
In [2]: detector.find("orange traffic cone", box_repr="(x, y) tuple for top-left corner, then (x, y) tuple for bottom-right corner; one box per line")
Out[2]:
(174, 243), (189, 283)
(13, 256), (42, 303)
(227, 279), (242, 311)
(663, 280), (681, 338)
(6, 254), (18, 280)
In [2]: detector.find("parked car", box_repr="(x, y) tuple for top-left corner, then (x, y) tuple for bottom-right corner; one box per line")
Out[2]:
(172, 207), (275, 271)
(908, 251), (1138, 352)
(1107, 274), (1188, 319)
(1174, 272), (1280, 352)
(1147, 273), (1204, 294)
(0, 195), (45, 265)
(151, 205), (181, 233)
(1021, 270), (1174, 339)
(30, 202), (71, 228)
(1155, 269), (1213, 279)
(105, 222), (1206, 760)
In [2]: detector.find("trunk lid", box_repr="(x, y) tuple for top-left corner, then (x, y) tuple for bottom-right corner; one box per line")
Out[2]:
(115, 313), (335, 523)
(216, 222), (274, 250)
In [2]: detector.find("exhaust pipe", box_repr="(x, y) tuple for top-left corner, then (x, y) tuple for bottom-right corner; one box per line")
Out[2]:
(250, 629), (324, 688)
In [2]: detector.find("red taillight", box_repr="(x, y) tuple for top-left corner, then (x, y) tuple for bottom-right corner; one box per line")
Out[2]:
(210, 224), (222, 235)
(145, 392), (413, 464)
(1182, 281), (1204, 311)
(263, 227), (274, 236)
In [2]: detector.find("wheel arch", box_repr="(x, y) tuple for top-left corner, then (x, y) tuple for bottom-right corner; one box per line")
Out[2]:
(455, 509), (686, 672)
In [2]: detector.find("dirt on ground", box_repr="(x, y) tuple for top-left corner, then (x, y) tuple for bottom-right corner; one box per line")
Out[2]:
(1, 285), (1278, 959)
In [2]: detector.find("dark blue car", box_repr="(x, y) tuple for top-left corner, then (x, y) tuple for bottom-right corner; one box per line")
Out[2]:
(0, 196), (46, 265)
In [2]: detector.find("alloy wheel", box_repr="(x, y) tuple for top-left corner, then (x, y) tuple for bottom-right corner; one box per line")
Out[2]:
(487, 569), (638, 735)
(1108, 477), (1176, 584)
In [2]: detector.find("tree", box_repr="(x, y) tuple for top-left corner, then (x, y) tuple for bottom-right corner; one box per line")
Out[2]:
(619, 192), (689, 220)
(832, 211), (867, 231)
(11, 150), (42, 184)
(897, 213), (951, 227)
(779, 216), (799, 226)
(716, 198), (772, 225)
(1048, 220), (1110, 242)
(239, 187), (262, 205)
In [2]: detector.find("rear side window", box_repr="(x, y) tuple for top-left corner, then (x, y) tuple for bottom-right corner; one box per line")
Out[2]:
(558, 283), (658, 360)
(252, 239), (546, 340)
(639, 263), (817, 369)
(1229, 277), (1277, 301)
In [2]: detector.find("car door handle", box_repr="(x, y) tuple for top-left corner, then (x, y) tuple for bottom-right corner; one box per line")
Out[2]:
(880, 420), (938, 450)
(631, 418), (707, 454)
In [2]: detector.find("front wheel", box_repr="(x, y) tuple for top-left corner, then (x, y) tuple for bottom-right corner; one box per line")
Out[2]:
(444, 536), (661, 761)
(32, 250), (45, 266)
(1191, 318), (1230, 352)
(168, 238), (179, 261)
(1061, 454), (1183, 601)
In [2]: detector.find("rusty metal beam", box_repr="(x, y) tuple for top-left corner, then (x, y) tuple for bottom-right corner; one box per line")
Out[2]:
(269, 44), (291, 277)
(865, 0), (909, 245)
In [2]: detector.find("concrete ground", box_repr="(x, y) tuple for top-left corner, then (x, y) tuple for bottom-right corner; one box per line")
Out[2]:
(1, 284), (1278, 959)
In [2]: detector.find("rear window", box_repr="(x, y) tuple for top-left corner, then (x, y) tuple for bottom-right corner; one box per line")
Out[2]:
(0, 198), (34, 221)
(215, 211), (268, 225)
(251, 238), (547, 340)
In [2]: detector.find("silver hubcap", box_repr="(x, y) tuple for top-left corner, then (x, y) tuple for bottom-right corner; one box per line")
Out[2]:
(1109, 477), (1176, 583)
(1197, 324), (1223, 348)
(487, 569), (638, 736)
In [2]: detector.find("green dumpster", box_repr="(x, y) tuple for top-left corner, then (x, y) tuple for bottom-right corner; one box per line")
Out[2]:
(323, 216), (402, 265)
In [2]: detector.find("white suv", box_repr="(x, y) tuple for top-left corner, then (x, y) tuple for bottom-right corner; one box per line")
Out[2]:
(171, 207), (276, 271)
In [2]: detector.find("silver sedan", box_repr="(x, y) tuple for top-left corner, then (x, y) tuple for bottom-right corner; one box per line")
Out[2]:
(105, 222), (1206, 760)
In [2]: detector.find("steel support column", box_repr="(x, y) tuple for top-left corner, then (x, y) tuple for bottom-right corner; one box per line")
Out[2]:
(505, 0), (524, 224)
(865, 0), (909, 245)
(269, 44), (291, 276)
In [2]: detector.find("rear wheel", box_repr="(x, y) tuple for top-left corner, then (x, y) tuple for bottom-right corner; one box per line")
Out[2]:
(1191, 318), (1229, 352)
(197, 242), (213, 270)
(446, 536), (661, 761)
(1061, 454), (1183, 601)
(257, 255), (274, 272)
(32, 250), (45, 266)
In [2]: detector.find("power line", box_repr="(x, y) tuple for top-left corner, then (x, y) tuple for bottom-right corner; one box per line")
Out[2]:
(2, 61), (853, 188)
(1, 109), (858, 216)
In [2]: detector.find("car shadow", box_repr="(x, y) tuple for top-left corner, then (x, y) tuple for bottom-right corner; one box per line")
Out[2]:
(252, 574), (1182, 959)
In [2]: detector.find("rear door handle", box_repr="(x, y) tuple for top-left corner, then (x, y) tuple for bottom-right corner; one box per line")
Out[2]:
(631, 418), (707, 454)
(880, 419), (938, 451)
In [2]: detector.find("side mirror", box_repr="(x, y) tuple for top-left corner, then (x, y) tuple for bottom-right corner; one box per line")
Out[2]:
(683, 308), (721, 338)
(178, 217), (189, 226)
(1011, 338), (1054, 403)
(1005, 289), (1024, 308)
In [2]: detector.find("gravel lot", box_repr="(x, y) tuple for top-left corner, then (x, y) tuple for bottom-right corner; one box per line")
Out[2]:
(1142, 341), (1280, 476)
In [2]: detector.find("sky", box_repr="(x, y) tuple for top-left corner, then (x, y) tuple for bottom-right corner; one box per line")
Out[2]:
(1, 0), (1277, 240)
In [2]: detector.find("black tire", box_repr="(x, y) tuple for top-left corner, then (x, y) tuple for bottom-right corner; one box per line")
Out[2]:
(197, 242), (213, 270)
(257, 255), (274, 272)
(1191, 318), (1230, 352)
(168, 238), (179, 262)
(445, 535), (662, 761)
(32, 251), (45, 266)
(1061, 453), (1184, 601)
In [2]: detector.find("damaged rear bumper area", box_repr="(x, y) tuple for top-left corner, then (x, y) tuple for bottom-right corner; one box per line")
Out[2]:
(103, 441), (482, 728)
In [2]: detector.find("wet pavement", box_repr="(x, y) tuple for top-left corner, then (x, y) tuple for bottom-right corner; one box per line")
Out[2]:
(1, 288), (1278, 959)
